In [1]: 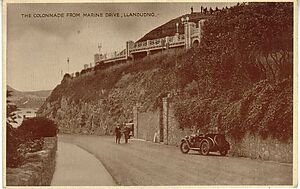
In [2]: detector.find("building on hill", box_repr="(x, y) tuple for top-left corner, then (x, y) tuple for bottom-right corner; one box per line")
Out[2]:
(93, 13), (210, 66)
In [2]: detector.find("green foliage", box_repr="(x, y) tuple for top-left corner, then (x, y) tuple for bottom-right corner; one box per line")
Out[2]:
(174, 3), (293, 141)
(201, 3), (293, 81)
(41, 3), (293, 143)
(6, 120), (48, 168)
(6, 94), (56, 168)
(174, 78), (293, 142)
(6, 124), (24, 168)
(6, 91), (22, 168)
(176, 3), (293, 95)
(63, 73), (71, 79)
(18, 117), (58, 140)
(46, 49), (183, 105)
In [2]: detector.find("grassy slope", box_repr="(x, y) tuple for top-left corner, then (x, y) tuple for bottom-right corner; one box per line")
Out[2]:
(41, 3), (293, 142)
(137, 12), (213, 42)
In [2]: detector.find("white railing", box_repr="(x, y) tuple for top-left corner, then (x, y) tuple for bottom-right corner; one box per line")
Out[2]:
(104, 49), (127, 60)
(96, 30), (197, 63)
(131, 38), (163, 52)
(130, 33), (187, 53)
(169, 34), (185, 45)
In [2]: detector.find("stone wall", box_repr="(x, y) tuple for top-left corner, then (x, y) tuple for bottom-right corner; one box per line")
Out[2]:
(160, 97), (193, 145)
(135, 99), (193, 145)
(166, 103), (193, 146)
(166, 102), (293, 163)
(6, 137), (57, 186)
(227, 133), (293, 163)
(136, 111), (160, 142)
(135, 98), (293, 163)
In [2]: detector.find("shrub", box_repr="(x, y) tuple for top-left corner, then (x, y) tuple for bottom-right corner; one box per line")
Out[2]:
(17, 117), (58, 140)
(63, 73), (71, 79)
(6, 123), (24, 168)
(6, 117), (56, 168)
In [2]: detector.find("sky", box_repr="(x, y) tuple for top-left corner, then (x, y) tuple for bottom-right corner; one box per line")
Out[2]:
(7, 2), (236, 91)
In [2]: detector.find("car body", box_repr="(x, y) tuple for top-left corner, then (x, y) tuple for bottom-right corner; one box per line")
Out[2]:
(180, 133), (230, 156)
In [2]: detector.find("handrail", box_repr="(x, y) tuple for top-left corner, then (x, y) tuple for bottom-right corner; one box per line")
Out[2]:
(97, 32), (190, 62)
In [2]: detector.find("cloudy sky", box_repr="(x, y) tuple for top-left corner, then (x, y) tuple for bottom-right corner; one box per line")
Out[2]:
(7, 2), (235, 91)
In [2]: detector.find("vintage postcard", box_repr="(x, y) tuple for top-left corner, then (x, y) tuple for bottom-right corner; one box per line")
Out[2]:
(3, 0), (297, 187)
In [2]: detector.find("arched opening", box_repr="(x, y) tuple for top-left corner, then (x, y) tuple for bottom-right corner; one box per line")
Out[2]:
(192, 40), (199, 48)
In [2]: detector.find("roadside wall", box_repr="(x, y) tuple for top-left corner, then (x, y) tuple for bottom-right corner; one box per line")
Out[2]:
(227, 134), (293, 163)
(134, 99), (193, 145)
(135, 98), (293, 163)
(136, 111), (160, 142)
(163, 99), (193, 146)
(6, 137), (58, 186)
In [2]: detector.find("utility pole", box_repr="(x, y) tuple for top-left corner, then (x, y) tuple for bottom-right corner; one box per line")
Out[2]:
(98, 43), (102, 54)
(176, 51), (178, 88)
(67, 57), (70, 73)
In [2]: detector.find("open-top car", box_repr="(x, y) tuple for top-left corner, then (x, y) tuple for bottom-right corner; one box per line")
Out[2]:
(180, 132), (230, 156)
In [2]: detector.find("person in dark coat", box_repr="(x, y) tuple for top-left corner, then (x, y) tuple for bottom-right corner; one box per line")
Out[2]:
(115, 124), (122, 144)
(123, 126), (131, 144)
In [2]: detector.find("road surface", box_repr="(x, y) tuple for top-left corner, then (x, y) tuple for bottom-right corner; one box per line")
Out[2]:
(51, 141), (116, 186)
(58, 134), (293, 186)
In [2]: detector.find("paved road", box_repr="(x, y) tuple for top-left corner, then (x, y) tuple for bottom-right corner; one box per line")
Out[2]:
(59, 134), (293, 186)
(51, 141), (116, 186)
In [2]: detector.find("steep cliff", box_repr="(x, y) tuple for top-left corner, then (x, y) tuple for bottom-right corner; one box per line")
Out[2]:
(39, 3), (293, 144)
(39, 51), (179, 135)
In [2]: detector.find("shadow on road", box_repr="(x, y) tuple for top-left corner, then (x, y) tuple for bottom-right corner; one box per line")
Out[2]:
(186, 152), (224, 157)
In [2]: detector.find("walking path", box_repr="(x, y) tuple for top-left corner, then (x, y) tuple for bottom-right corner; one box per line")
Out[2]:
(51, 141), (116, 186)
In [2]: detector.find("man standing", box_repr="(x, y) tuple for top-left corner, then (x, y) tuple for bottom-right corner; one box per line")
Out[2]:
(123, 126), (131, 144)
(115, 124), (121, 144)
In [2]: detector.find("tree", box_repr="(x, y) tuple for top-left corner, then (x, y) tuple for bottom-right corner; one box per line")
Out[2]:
(6, 90), (22, 167)
(200, 2), (293, 82)
(7, 90), (18, 123)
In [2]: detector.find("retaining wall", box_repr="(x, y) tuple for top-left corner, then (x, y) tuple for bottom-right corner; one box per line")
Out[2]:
(227, 133), (293, 163)
(135, 101), (293, 163)
(136, 111), (160, 142)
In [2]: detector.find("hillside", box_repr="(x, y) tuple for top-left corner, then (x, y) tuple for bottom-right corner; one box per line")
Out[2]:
(40, 2), (293, 146)
(7, 85), (52, 108)
(137, 12), (213, 42)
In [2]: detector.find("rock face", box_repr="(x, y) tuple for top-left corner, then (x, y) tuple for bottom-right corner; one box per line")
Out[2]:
(39, 57), (178, 136)
(38, 48), (293, 163)
(6, 137), (57, 186)
(37, 3), (293, 163)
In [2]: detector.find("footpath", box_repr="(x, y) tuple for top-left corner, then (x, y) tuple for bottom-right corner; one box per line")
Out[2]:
(51, 141), (116, 186)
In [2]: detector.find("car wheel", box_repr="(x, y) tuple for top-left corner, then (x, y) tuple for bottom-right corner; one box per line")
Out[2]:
(180, 141), (190, 154)
(200, 141), (210, 156)
(220, 150), (228, 156)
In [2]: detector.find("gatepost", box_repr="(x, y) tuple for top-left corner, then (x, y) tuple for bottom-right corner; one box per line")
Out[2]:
(162, 96), (170, 145)
(133, 106), (138, 138)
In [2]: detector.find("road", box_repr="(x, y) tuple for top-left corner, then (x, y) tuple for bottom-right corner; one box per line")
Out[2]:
(51, 141), (115, 186)
(58, 134), (293, 186)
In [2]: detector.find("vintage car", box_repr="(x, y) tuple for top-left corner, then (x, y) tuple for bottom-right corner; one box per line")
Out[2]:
(180, 133), (230, 156)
